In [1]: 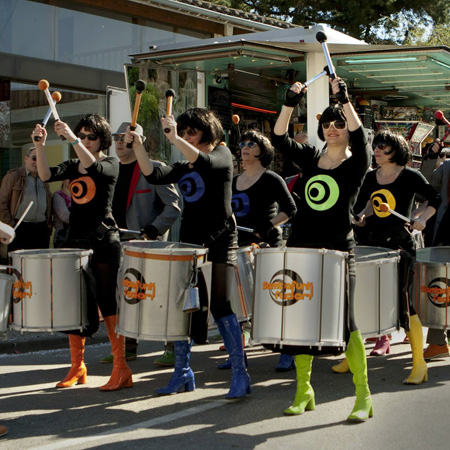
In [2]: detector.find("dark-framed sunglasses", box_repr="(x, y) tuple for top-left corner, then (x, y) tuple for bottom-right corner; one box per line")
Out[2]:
(113, 135), (125, 142)
(177, 127), (199, 137)
(373, 142), (389, 151)
(77, 132), (99, 141)
(239, 141), (258, 149)
(322, 120), (347, 130)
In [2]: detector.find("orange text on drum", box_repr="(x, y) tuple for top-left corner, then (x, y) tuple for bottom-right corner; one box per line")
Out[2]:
(12, 281), (32, 300)
(122, 279), (156, 300)
(262, 281), (313, 301)
(420, 285), (450, 303)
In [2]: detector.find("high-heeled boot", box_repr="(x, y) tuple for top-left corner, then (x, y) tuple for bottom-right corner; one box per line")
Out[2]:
(216, 314), (251, 399)
(284, 354), (315, 415)
(370, 335), (390, 356)
(100, 315), (133, 391)
(346, 330), (373, 422)
(56, 335), (87, 388)
(331, 357), (349, 374)
(218, 332), (248, 370)
(156, 340), (195, 395)
(275, 353), (296, 372)
(404, 314), (428, 384)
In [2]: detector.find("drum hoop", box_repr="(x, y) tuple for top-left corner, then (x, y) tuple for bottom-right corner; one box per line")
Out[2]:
(10, 249), (93, 258)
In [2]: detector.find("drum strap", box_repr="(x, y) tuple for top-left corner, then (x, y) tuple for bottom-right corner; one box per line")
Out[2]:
(205, 215), (236, 248)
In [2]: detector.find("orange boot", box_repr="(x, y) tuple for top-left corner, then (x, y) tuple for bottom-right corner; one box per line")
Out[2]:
(56, 335), (87, 388)
(100, 315), (133, 391)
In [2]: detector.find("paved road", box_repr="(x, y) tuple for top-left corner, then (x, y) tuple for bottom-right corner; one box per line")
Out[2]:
(0, 330), (449, 450)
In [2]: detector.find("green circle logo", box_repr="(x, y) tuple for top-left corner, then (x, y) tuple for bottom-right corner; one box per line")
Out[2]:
(305, 175), (339, 211)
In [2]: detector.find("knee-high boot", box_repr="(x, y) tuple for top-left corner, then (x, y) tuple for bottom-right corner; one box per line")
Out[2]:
(156, 340), (195, 395)
(284, 354), (315, 415)
(100, 315), (133, 391)
(404, 314), (428, 384)
(216, 314), (251, 399)
(346, 330), (373, 422)
(56, 335), (87, 388)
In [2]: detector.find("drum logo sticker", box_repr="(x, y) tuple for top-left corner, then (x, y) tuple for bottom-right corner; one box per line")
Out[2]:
(371, 189), (396, 218)
(11, 268), (32, 303)
(421, 277), (450, 308)
(305, 175), (339, 211)
(122, 268), (156, 304)
(263, 269), (313, 306)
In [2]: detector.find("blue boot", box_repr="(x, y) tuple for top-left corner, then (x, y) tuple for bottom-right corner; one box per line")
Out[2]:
(216, 314), (251, 399)
(217, 352), (248, 370)
(275, 353), (296, 372)
(156, 340), (195, 395)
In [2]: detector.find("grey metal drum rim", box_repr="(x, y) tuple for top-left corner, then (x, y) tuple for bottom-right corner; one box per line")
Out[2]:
(9, 249), (93, 258)
(121, 240), (208, 256)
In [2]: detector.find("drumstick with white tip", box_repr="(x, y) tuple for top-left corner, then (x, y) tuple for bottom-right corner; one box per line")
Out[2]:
(119, 228), (142, 236)
(237, 225), (254, 233)
(379, 203), (410, 223)
(14, 201), (33, 231)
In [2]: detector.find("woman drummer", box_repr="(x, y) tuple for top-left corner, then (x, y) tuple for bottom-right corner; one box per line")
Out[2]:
(125, 108), (250, 399)
(33, 114), (132, 391)
(229, 129), (297, 371)
(272, 77), (372, 421)
(341, 129), (439, 384)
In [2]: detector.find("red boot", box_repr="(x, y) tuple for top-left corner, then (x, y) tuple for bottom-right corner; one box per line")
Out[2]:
(100, 316), (133, 391)
(370, 335), (390, 356)
(56, 335), (87, 388)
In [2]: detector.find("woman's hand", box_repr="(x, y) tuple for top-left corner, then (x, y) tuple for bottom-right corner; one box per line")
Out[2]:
(284, 82), (307, 108)
(330, 77), (349, 104)
(32, 124), (47, 146)
(411, 216), (426, 231)
(352, 214), (366, 227)
(161, 115), (178, 142)
(54, 120), (76, 142)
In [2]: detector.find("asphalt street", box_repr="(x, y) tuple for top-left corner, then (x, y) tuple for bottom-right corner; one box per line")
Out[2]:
(1, 329), (450, 450)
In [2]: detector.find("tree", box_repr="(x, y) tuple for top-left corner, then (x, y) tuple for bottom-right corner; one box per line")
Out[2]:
(211, 0), (450, 44)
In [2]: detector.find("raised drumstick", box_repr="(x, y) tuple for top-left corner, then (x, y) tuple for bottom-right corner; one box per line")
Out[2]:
(127, 79), (146, 148)
(164, 89), (176, 134)
(38, 80), (65, 140)
(34, 91), (62, 142)
(379, 203), (410, 223)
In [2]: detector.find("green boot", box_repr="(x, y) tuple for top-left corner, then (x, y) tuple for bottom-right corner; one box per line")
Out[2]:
(346, 330), (373, 422)
(284, 354), (315, 416)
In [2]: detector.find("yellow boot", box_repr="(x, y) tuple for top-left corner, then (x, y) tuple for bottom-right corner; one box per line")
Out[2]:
(332, 357), (349, 373)
(403, 314), (428, 385)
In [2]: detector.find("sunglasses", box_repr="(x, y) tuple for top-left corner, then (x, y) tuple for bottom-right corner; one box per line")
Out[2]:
(77, 132), (99, 141)
(373, 143), (389, 151)
(322, 120), (347, 130)
(113, 135), (125, 142)
(177, 128), (199, 137)
(239, 141), (258, 149)
(28, 156), (37, 161)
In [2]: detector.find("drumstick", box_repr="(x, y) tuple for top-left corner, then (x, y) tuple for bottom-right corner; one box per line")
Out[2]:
(164, 89), (176, 134)
(38, 80), (65, 140)
(237, 225), (254, 233)
(316, 32), (336, 80)
(232, 114), (241, 142)
(127, 79), (146, 148)
(34, 91), (62, 142)
(379, 203), (410, 223)
(119, 228), (142, 236)
(14, 201), (33, 231)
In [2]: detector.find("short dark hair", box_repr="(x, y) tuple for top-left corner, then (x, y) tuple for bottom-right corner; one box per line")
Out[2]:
(373, 129), (412, 166)
(74, 114), (112, 151)
(240, 129), (274, 168)
(317, 104), (347, 141)
(176, 108), (223, 146)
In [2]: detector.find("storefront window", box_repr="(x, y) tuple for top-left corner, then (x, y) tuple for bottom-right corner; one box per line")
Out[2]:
(0, 0), (208, 72)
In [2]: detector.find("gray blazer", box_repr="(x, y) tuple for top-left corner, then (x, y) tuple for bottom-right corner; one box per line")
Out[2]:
(125, 160), (181, 240)
(431, 160), (450, 241)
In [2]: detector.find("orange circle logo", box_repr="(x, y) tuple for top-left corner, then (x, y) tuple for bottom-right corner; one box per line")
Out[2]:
(70, 177), (96, 204)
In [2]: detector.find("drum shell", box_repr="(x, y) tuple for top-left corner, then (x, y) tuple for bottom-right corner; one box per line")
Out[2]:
(251, 247), (347, 351)
(0, 273), (13, 333)
(117, 241), (208, 341)
(354, 246), (400, 338)
(10, 249), (92, 332)
(414, 247), (450, 329)
(230, 246), (254, 322)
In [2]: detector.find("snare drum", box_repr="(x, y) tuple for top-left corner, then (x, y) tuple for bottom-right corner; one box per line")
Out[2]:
(117, 241), (208, 341)
(0, 269), (13, 334)
(251, 247), (347, 353)
(230, 246), (254, 322)
(10, 249), (92, 332)
(414, 247), (450, 329)
(354, 246), (400, 338)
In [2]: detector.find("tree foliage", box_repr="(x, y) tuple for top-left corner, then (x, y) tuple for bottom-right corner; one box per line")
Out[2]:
(212, 0), (450, 44)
